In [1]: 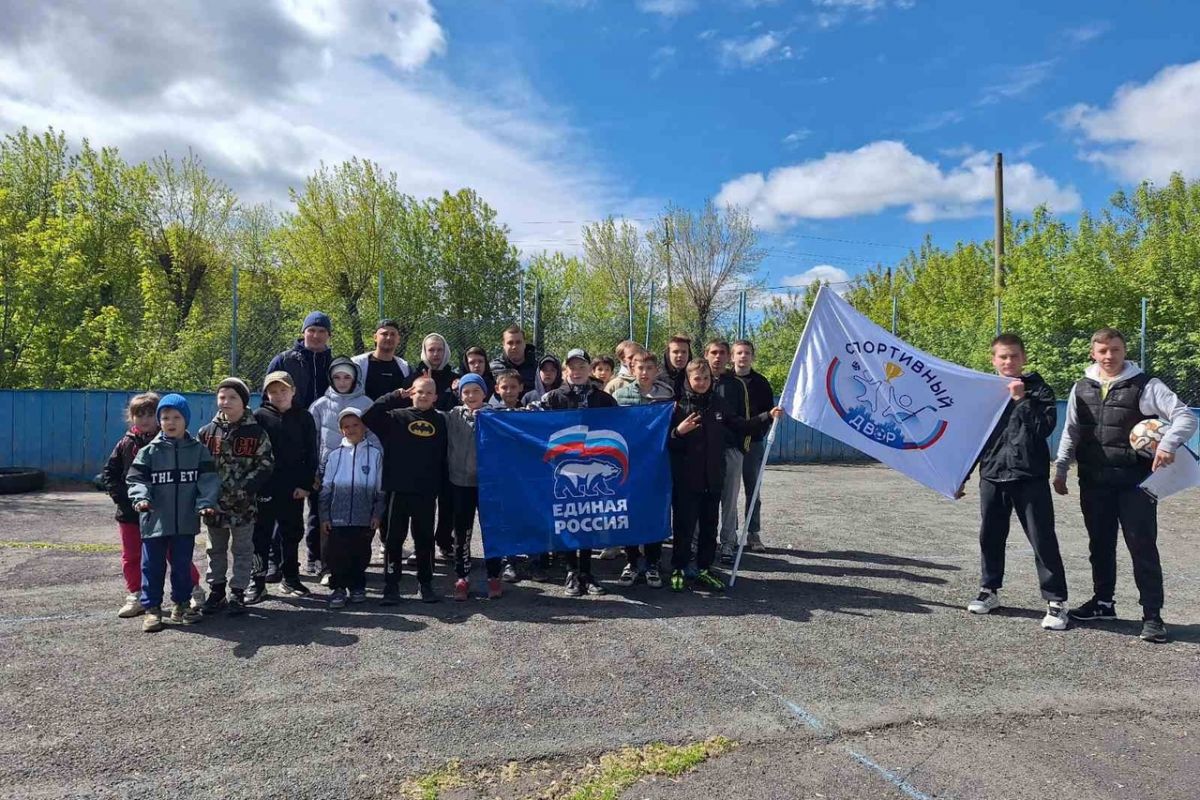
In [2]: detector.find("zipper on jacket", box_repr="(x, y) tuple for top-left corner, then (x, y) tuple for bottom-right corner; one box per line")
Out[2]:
(173, 441), (181, 537)
(348, 442), (357, 524)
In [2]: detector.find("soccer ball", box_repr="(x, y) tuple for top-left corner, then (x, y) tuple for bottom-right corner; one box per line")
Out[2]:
(1129, 419), (1167, 456)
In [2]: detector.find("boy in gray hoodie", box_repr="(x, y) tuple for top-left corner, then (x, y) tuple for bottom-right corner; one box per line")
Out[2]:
(444, 373), (504, 600)
(127, 394), (221, 632)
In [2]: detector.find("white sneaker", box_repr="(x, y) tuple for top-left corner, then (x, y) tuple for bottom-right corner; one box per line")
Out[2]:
(967, 589), (1000, 614)
(190, 584), (206, 611)
(1041, 601), (1068, 631)
(118, 594), (144, 618)
(319, 572), (332, 587)
(599, 547), (622, 560)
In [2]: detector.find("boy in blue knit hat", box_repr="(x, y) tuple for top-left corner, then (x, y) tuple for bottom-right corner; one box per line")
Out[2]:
(126, 394), (221, 632)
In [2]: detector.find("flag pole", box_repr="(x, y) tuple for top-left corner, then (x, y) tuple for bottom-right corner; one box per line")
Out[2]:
(729, 416), (779, 587)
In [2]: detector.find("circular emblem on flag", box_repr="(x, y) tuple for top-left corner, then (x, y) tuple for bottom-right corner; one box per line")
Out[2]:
(825, 356), (948, 450)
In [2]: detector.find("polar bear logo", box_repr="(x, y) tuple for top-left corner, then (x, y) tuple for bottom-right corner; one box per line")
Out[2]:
(553, 460), (621, 499)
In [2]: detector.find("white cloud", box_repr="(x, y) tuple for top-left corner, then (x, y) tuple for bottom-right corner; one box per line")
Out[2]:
(757, 265), (851, 307)
(635, 0), (696, 17)
(977, 59), (1058, 106)
(715, 140), (1080, 228)
(782, 129), (812, 147)
(718, 31), (795, 69)
(0, 0), (637, 254)
(650, 45), (677, 79)
(1065, 21), (1109, 45)
(1059, 60), (1200, 184)
(811, 0), (914, 29)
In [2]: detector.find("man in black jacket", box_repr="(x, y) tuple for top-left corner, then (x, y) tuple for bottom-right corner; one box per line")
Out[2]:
(362, 376), (447, 604)
(265, 311), (334, 411)
(489, 324), (538, 394)
(962, 334), (1068, 631)
(731, 340), (776, 554)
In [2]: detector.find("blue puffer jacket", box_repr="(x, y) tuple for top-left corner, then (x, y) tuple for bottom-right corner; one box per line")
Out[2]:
(267, 340), (333, 410)
(126, 432), (221, 539)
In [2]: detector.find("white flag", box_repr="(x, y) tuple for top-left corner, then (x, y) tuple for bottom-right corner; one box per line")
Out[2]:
(1140, 446), (1200, 501)
(780, 287), (1012, 499)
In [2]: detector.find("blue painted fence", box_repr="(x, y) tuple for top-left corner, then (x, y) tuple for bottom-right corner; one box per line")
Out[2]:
(0, 390), (258, 481)
(3, 391), (1198, 479)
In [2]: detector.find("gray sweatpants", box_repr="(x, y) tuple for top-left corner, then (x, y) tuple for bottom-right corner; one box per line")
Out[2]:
(206, 523), (255, 591)
(718, 448), (745, 549)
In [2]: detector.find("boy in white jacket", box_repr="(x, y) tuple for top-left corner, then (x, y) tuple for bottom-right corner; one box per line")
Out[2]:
(1054, 328), (1197, 642)
(318, 409), (385, 608)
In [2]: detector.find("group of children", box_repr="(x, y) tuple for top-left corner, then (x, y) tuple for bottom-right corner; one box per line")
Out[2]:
(103, 316), (1190, 643)
(102, 318), (783, 631)
(963, 328), (1195, 643)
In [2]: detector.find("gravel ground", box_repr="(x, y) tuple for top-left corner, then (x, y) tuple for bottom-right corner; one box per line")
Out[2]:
(0, 466), (1197, 799)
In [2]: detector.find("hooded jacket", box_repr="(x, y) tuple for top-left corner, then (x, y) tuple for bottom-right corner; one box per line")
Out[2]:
(126, 432), (221, 539)
(523, 355), (562, 406)
(490, 343), (538, 394)
(318, 437), (385, 528)
(361, 393), (448, 494)
(460, 348), (497, 398)
(267, 339), (333, 410)
(254, 401), (319, 497)
(103, 427), (156, 523)
(974, 372), (1056, 483)
(713, 371), (752, 453)
(1055, 361), (1197, 485)
(444, 405), (481, 487)
(197, 410), (275, 526)
(414, 333), (460, 411)
(538, 381), (618, 410)
(309, 357), (379, 460)
(668, 386), (772, 493)
(604, 365), (637, 396)
(487, 394), (524, 410)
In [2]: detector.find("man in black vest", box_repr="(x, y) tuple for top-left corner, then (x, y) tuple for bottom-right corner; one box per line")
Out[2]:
(1054, 328), (1196, 643)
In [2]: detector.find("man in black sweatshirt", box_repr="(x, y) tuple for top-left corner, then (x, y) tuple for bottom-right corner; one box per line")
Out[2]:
(363, 375), (448, 604)
(249, 371), (319, 603)
(962, 334), (1068, 631)
(730, 340), (777, 554)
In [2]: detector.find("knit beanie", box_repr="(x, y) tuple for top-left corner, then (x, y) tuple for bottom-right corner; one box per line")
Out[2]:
(216, 377), (250, 409)
(458, 373), (487, 397)
(302, 311), (332, 333)
(157, 393), (191, 428)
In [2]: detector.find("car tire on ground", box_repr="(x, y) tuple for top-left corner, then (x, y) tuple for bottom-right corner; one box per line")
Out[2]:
(0, 468), (47, 494)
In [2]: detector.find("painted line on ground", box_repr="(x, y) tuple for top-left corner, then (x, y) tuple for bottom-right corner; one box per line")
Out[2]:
(645, 609), (947, 798)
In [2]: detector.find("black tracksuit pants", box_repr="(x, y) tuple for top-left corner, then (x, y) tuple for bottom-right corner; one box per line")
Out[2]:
(451, 484), (501, 579)
(671, 488), (720, 571)
(563, 548), (593, 575)
(1079, 479), (1163, 613)
(384, 491), (436, 587)
(253, 493), (305, 581)
(325, 525), (372, 591)
(978, 478), (1067, 602)
(434, 476), (455, 554)
(304, 495), (321, 565)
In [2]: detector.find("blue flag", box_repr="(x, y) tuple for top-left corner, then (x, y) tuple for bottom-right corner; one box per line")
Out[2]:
(476, 404), (673, 559)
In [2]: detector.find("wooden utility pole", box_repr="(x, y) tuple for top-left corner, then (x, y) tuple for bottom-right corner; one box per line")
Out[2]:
(994, 152), (1004, 335)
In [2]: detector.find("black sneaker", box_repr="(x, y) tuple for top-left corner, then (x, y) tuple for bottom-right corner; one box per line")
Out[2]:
(583, 575), (607, 596)
(695, 569), (726, 593)
(501, 562), (519, 583)
(227, 589), (246, 616)
(244, 580), (267, 605)
(264, 565), (282, 584)
(380, 586), (401, 606)
(201, 584), (227, 615)
(280, 578), (311, 597)
(418, 582), (439, 603)
(564, 571), (582, 597)
(304, 560), (321, 577)
(1069, 597), (1116, 621)
(1140, 615), (1168, 643)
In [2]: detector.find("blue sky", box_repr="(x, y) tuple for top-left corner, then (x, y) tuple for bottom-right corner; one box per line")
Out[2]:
(2, 0), (1198, 295)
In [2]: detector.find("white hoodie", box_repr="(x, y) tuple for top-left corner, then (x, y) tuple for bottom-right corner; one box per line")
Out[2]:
(1054, 361), (1197, 478)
